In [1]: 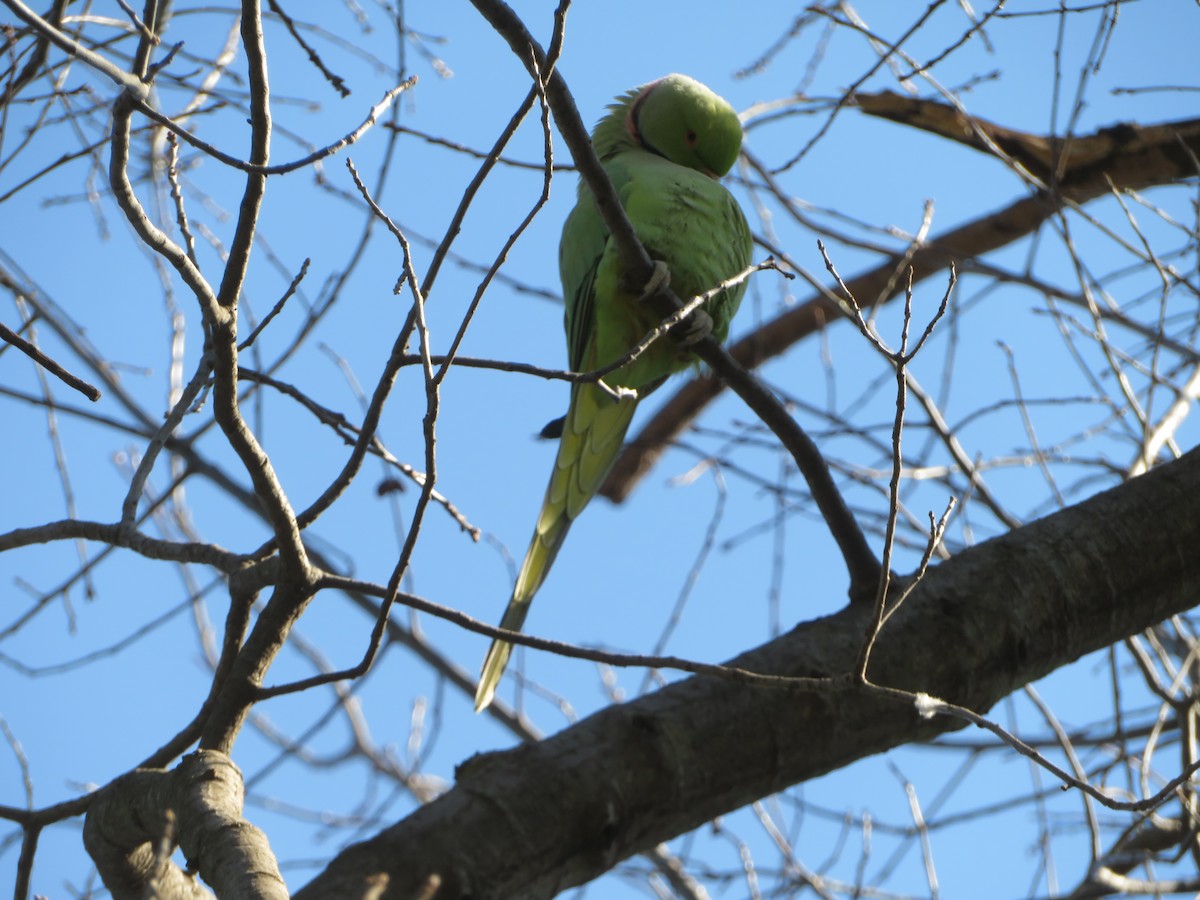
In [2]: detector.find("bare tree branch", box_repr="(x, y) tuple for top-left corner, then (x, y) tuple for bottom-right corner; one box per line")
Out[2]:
(83, 751), (286, 900)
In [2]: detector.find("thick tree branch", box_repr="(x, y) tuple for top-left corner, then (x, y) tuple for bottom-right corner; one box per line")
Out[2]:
(602, 109), (1200, 503)
(295, 446), (1200, 899)
(84, 750), (286, 900)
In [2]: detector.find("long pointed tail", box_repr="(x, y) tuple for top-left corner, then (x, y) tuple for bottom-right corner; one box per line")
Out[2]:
(474, 518), (566, 712)
(474, 384), (637, 712)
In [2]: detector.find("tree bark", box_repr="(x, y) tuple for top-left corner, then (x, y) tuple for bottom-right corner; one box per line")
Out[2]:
(84, 751), (287, 900)
(295, 447), (1200, 899)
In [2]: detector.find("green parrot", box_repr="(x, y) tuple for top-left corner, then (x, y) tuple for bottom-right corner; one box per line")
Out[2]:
(474, 74), (753, 712)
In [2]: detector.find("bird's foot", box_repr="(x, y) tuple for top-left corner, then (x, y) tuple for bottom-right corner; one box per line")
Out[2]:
(634, 260), (672, 303)
(635, 261), (712, 346)
(672, 308), (713, 346)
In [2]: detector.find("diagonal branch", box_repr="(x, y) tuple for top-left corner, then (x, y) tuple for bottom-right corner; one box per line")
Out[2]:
(0, 320), (100, 400)
(468, 0), (882, 600)
(1, 0), (152, 100)
(602, 111), (1200, 504)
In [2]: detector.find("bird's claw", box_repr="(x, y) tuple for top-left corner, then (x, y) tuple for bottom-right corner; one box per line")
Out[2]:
(673, 308), (713, 346)
(635, 261), (712, 346)
(635, 260), (672, 303)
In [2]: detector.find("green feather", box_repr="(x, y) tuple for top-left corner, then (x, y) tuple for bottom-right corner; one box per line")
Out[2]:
(475, 74), (753, 712)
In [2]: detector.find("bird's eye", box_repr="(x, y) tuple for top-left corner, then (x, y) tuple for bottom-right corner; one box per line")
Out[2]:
(685, 129), (698, 145)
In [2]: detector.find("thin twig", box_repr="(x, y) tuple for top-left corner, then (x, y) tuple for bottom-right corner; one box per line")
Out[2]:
(266, 0), (351, 97)
(901, 688), (1200, 814)
(0, 320), (100, 401)
(238, 258), (310, 352)
(257, 572), (851, 700)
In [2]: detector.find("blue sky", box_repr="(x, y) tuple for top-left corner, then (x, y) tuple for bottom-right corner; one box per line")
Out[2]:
(1, 1), (1198, 896)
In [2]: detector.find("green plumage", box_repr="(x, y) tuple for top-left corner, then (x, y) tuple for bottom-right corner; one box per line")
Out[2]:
(475, 74), (753, 712)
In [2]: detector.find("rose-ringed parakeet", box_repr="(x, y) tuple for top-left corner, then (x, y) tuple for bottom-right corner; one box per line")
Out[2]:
(474, 74), (752, 712)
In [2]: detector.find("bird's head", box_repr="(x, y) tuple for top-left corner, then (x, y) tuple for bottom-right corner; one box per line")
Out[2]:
(628, 73), (743, 178)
